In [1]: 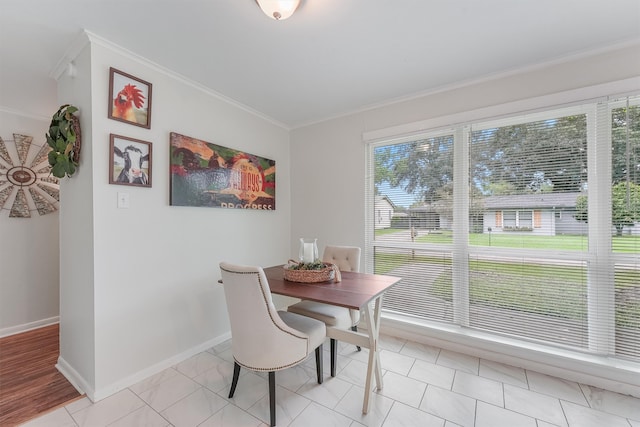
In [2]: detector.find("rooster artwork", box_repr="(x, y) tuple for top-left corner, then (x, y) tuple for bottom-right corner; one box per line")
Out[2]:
(108, 68), (152, 128)
(112, 84), (146, 124)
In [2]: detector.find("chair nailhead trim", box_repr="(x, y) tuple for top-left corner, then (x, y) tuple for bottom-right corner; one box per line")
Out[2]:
(222, 266), (310, 353)
(233, 356), (306, 372)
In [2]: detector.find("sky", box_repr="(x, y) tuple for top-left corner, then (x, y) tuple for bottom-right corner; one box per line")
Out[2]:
(377, 182), (417, 208)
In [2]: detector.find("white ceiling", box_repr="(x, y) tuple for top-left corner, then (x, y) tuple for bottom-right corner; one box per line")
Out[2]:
(1, 0), (639, 128)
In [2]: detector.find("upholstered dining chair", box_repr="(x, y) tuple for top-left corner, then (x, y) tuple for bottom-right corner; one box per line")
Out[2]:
(219, 262), (326, 427)
(287, 245), (362, 377)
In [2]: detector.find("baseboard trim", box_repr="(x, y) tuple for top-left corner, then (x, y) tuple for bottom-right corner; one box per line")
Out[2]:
(56, 356), (90, 397)
(57, 331), (232, 402)
(0, 317), (60, 338)
(93, 331), (233, 401)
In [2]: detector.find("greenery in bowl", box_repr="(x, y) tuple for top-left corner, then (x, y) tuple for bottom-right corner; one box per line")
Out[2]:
(288, 260), (327, 270)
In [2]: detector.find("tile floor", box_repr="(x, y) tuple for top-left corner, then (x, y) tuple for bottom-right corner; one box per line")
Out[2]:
(21, 334), (640, 427)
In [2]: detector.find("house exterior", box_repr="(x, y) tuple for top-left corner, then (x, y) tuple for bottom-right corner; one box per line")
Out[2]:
(406, 204), (448, 230)
(482, 192), (586, 236)
(406, 192), (586, 235)
(374, 195), (395, 229)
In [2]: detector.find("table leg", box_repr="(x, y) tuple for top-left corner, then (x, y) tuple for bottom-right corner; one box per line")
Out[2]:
(372, 296), (384, 389)
(362, 295), (384, 414)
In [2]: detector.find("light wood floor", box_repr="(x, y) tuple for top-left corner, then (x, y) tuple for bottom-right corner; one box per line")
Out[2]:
(0, 324), (82, 427)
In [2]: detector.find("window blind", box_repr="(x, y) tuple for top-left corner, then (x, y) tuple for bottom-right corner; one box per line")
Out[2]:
(611, 96), (640, 360)
(371, 131), (455, 324)
(467, 107), (593, 350)
(368, 95), (640, 363)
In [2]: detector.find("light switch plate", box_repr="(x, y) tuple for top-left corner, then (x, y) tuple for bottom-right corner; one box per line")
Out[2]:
(117, 192), (130, 209)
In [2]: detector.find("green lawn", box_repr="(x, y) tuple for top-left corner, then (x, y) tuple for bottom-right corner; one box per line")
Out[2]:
(374, 251), (639, 328)
(374, 227), (402, 236)
(432, 259), (588, 321)
(375, 228), (640, 252)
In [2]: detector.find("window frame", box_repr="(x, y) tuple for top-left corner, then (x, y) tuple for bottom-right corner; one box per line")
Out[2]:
(365, 92), (640, 363)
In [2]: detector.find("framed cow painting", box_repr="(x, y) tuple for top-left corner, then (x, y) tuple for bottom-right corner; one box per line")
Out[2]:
(109, 134), (152, 188)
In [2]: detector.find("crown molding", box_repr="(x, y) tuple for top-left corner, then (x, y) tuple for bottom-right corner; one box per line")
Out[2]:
(83, 30), (290, 131)
(0, 105), (49, 122)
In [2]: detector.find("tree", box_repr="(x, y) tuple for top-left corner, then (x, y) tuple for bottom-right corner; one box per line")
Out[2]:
(377, 114), (589, 218)
(374, 136), (453, 203)
(575, 182), (640, 236)
(471, 115), (587, 195)
(612, 182), (640, 235)
(574, 194), (588, 223)
(612, 105), (640, 185)
(374, 145), (394, 195)
(483, 180), (517, 195)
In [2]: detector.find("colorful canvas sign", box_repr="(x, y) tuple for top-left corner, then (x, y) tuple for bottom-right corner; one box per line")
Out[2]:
(169, 132), (275, 210)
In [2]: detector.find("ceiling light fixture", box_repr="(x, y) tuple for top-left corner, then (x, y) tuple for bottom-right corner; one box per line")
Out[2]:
(255, 0), (300, 21)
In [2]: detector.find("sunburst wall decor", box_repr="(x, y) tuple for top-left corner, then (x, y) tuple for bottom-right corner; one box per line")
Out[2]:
(0, 134), (59, 218)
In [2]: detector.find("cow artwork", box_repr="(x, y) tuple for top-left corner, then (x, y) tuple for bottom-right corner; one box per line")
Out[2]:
(109, 134), (152, 187)
(115, 145), (149, 185)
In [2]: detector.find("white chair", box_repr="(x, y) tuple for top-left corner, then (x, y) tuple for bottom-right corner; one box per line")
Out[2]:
(220, 262), (326, 427)
(287, 245), (361, 377)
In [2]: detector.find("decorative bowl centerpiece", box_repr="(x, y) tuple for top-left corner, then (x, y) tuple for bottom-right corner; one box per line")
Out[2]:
(283, 259), (338, 283)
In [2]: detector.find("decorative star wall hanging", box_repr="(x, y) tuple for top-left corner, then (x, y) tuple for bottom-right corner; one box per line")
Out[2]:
(0, 134), (59, 218)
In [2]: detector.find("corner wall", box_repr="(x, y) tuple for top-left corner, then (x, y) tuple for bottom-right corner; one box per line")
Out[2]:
(56, 40), (98, 395)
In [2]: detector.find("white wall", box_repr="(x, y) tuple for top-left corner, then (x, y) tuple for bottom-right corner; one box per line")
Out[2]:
(57, 33), (292, 400)
(290, 115), (366, 252)
(0, 110), (60, 335)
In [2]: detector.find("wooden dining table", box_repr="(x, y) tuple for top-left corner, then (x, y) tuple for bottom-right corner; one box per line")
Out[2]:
(261, 265), (401, 414)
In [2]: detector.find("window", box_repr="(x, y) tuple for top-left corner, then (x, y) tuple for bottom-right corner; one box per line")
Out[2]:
(611, 98), (640, 251)
(372, 132), (454, 318)
(502, 211), (516, 228)
(368, 94), (640, 363)
(611, 97), (640, 360)
(519, 211), (532, 228)
(498, 210), (534, 229)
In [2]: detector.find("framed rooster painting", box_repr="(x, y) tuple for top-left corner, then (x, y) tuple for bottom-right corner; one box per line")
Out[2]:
(108, 67), (152, 129)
